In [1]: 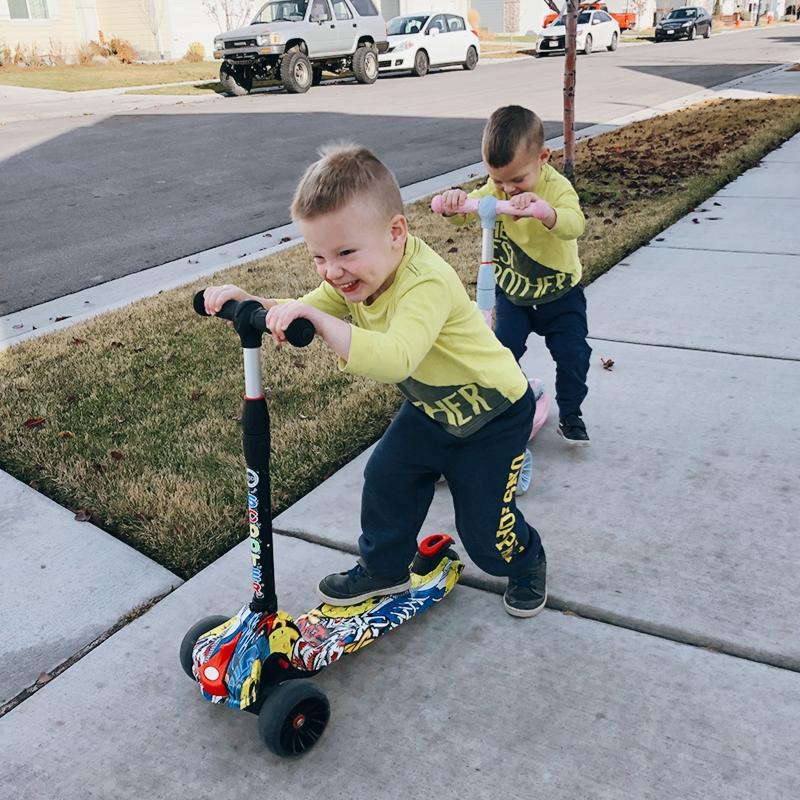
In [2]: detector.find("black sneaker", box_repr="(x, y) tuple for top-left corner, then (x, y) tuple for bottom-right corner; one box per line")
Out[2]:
(503, 549), (547, 618)
(318, 560), (411, 606)
(558, 414), (590, 446)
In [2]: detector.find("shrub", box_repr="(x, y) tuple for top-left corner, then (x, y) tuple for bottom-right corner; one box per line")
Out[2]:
(108, 36), (138, 64)
(77, 40), (107, 65)
(48, 38), (66, 66)
(183, 41), (205, 62)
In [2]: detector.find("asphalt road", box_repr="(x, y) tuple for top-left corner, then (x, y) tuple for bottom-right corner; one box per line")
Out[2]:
(2, 26), (797, 314)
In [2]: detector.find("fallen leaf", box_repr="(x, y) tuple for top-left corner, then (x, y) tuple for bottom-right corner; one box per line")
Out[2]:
(707, 217), (722, 221)
(36, 672), (52, 685)
(12, 323), (24, 330)
(655, 237), (665, 242)
(133, 346), (146, 353)
(72, 337), (86, 345)
(23, 417), (46, 429)
(263, 233), (272, 238)
(692, 218), (700, 224)
(74, 509), (92, 521)
(448, 246), (458, 253)
(53, 315), (71, 322)
(188, 258), (199, 264)
(190, 390), (206, 401)
(601, 357), (614, 370)
(713, 201), (722, 206)
(110, 341), (124, 349)
(29, 481), (40, 491)
(279, 237), (291, 244)
(57, 431), (74, 439)
(109, 450), (125, 461)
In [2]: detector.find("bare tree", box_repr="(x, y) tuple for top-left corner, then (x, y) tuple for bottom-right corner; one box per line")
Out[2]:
(202, 0), (257, 32)
(142, 0), (166, 56)
(542, 0), (579, 180)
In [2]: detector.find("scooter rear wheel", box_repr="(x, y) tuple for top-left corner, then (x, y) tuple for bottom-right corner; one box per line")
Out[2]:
(258, 680), (330, 757)
(179, 615), (230, 679)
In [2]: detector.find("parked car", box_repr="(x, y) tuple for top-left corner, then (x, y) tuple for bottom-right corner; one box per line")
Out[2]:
(543, 2), (636, 32)
(654, 6), (712, 41)
(536, 9), (620, 56)
(212, 0), (389, 95)
(379, 13), (479, 77)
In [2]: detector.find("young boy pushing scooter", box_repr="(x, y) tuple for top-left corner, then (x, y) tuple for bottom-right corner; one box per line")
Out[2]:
(204, 143), (547, 618)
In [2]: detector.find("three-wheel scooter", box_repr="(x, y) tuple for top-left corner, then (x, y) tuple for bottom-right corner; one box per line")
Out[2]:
(431, 194), (553, 493)
(179, 291), (463, 758)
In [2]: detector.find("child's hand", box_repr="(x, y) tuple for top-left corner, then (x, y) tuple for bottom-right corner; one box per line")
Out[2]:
(439, 189), (468, 216)
(203, 284), (252, 315)
(508, 192), (539, 211)
(265, 301), (319, 346)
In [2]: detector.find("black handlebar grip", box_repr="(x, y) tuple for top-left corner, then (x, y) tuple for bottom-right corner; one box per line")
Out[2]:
(192, 290), (315, 348)
(250, 308), (315, 348)
(192, 290), (237, 321)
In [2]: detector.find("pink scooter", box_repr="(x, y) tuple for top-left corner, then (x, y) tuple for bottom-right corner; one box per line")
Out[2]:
(431, 194), (553, 493)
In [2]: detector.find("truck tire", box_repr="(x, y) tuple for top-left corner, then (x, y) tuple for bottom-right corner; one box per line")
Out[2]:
(281, 50), (313, 93)
(352, 45), (378, 84)
(219, 62), (253, 96)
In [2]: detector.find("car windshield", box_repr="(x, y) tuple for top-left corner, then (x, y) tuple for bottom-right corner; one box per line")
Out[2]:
(551, 11), (591, 26)
(667, 8), (697, 18)
(387, 15), (429, 35)
(252, 0), (309, 23)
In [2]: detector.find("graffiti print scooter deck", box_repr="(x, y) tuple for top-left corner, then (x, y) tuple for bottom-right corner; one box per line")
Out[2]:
(180, 291), (463, 758)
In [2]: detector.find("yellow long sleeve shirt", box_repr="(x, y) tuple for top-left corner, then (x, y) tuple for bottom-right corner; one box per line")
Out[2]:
(448, 163), (586, 306)
(296, 235), (528, 437)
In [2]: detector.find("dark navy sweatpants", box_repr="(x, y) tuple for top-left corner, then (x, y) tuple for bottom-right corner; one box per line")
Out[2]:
(494, 285), (591, 420)
(359, 387), (543, 580)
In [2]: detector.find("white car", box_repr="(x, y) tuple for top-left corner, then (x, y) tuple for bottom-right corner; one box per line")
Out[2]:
(379, 13), (479, 77)
(536, 9), (620, 56)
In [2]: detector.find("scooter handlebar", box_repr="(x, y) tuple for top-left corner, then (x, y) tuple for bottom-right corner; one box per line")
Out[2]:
(192, 290), (315, 348)
(430, 194), (548, 219)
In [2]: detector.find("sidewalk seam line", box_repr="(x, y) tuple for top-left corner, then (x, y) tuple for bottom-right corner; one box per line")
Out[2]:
(272, 526), (800, 675)
(586, 336), (800, 362)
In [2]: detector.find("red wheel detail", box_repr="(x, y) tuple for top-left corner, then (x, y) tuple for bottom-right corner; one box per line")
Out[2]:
(292, 713), (306, 730)
(419, 533), (454, 557)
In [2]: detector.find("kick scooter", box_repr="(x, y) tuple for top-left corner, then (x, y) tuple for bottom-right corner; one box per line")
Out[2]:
(180, 291), (463, 758)
(431, 194), (553, 493)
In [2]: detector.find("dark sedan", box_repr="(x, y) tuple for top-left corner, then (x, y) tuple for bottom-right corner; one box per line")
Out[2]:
(654, 6), (712, 41)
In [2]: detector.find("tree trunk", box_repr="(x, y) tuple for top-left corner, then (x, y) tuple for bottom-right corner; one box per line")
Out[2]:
(563, 0), (578, 181)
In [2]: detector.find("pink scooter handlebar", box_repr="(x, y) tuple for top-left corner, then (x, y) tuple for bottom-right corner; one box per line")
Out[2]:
(430, 194), (550, 219)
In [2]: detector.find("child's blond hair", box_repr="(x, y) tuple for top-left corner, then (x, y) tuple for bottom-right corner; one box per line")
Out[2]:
(482, 106), (546, 169)
(291, 143), (404, 222)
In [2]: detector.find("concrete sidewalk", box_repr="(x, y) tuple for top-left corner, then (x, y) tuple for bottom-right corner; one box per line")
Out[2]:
(2, 71), (800, 796)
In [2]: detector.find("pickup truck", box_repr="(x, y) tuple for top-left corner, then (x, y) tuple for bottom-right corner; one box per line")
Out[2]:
(543, 2), (637, 31)
(212, 0), (389, 95)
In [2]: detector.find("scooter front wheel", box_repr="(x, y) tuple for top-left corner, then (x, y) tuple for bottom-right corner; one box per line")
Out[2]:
(257, 680), (330, 757)
(179, 615), (230, 679)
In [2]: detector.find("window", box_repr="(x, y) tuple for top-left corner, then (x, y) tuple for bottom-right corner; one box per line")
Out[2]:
(446, 14), (465, 32)
(350, 0), (378, 16)
(8, 0), (49, 18)
(427, 13), (447, 33)
(309, 0), (331, 21)
(596, 11), (611, 21)
(332, 0), (352, 20)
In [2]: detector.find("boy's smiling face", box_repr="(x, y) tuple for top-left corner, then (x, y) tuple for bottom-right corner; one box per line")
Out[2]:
(485, 143), (551, 197)
(299, 199), (408, 305)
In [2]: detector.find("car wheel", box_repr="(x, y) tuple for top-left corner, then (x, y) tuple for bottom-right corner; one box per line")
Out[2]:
(280, 49), (312, 93)
(219, 62), (252, 96)
(582, 34), (592, 55)
(462, 45), (478, 70)
(687, 25), (695, 40)
(703, 24), (710, 38)
(412, 48), (429, 77)
(352, 45), (379, 84)
(312, 66), (323, 85)
(607, 31), (618, 51)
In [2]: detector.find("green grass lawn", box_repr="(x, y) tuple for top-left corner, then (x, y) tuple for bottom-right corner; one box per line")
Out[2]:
(2, 97), (799, 578)
(0, 61), (218, 91)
